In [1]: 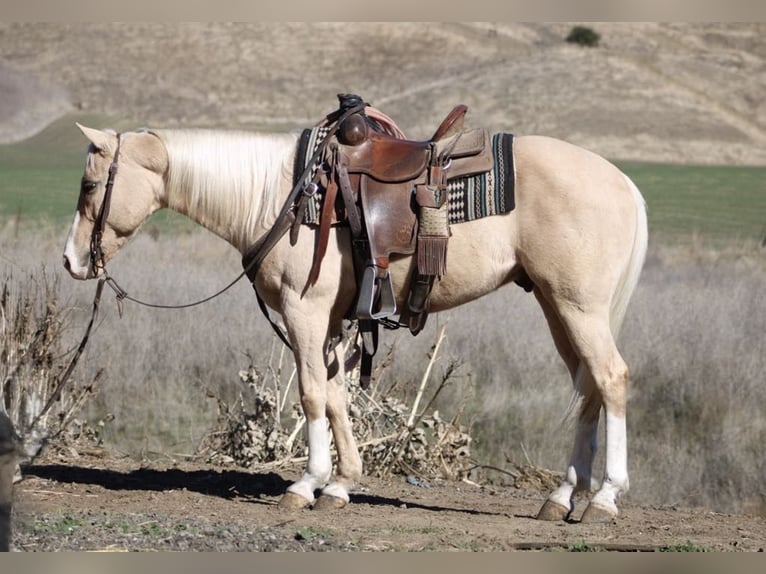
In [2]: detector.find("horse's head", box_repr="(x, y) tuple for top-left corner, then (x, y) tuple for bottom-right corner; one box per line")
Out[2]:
(63, 124), (168, 279)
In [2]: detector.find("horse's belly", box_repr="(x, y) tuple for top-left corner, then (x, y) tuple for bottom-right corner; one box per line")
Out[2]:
(389, 215), (518, 312)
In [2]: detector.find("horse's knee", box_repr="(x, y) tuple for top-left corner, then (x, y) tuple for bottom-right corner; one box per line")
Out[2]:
(299, 381), (328, 420)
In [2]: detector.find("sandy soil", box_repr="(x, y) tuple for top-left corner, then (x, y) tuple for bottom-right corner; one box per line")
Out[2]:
(9, 449), (766, 552)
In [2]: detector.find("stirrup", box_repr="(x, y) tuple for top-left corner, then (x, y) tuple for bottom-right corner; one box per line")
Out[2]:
(355, 266), (397, 320)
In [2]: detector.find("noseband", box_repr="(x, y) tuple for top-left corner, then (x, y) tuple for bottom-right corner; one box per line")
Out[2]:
(89, 133), (122, 274)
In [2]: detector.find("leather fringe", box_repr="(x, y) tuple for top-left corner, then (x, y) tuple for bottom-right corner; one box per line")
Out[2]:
(417, 236), (449, 277)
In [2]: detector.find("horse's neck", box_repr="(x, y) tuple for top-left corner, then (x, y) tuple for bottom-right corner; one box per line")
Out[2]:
(160, 129), (299, 252)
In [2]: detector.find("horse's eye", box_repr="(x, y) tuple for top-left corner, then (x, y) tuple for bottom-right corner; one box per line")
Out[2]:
(81, 181), (98, 194)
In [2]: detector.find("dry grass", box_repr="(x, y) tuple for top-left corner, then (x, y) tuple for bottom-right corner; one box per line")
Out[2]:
(623, 248), (766, 515)
(2, 223), (765, 514)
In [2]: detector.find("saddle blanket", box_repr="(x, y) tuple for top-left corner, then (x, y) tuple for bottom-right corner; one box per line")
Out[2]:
(293, 127), (516, 226)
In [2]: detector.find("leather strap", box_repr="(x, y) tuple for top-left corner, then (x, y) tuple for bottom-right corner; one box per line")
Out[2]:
(338, 164), (362, 237)
(241, 101), (368, 349)
(90, 134), (122, 272)
(358, 318), (378, 389)
(308, 148), (339, 286)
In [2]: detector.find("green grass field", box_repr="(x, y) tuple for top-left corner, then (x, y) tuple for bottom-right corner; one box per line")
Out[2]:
(618, 162), (766, 247)
(2, 114), (764, 246)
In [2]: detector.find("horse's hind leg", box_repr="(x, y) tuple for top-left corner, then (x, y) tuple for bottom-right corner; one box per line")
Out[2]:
(547, 304), (630, 522)
(531, 286), (630, 521)
(536, 369), (602, 521)
(533, 291), (602, 522)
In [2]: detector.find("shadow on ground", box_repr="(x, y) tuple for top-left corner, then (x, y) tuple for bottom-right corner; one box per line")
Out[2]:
(22, 463), (290, 501)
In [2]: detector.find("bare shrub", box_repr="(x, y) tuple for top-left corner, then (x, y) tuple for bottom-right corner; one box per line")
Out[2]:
(0, 268), (103, 463)
(200, 326), (476, 482)
(348, 333), (474, 481)
(200, 359), (300, 467)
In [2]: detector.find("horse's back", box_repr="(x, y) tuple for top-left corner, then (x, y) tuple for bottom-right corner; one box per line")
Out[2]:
(386, 134), (643, 313)
(514, 135), (631, 197)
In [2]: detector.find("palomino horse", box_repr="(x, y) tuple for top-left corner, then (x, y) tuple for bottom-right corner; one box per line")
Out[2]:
(63, 111), (647, 523)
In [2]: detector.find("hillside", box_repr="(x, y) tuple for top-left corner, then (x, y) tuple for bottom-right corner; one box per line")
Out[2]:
(1, 22), (765, 165)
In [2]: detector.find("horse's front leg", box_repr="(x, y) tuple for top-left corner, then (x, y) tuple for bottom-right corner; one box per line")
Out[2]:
(313, 338), (362, 510)
(276, 293), (360, 510)
(277, 311), (333, 509)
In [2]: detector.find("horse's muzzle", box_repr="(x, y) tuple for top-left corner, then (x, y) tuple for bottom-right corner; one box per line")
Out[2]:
(62, 253), (95, 280)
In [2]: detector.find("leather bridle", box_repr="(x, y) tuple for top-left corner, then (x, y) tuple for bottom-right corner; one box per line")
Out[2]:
(89, 133), (122, 275)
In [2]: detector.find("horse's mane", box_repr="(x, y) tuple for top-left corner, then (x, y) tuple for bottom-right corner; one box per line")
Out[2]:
(152, 129), (298, 249)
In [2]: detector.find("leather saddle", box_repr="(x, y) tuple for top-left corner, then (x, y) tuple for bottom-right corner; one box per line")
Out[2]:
(302, 94), (494, 330)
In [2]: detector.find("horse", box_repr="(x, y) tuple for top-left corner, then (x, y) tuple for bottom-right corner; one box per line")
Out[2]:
(62, 108), (648, 523)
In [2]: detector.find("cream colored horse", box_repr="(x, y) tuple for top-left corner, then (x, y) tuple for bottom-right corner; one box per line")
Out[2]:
(63, 123), (647, 523)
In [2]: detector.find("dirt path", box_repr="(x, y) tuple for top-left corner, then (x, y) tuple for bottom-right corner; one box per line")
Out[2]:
(8, 450), (765, 552)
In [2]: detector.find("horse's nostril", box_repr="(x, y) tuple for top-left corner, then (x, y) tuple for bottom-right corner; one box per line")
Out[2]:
(63, 255), (71, 272)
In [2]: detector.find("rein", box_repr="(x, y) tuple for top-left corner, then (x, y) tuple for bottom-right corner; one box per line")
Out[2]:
(88, 132), (255, 310)
(28, 277), (106, 434)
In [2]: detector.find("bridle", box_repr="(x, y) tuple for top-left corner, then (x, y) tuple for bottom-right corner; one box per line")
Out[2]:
(89, 134), (121, 275)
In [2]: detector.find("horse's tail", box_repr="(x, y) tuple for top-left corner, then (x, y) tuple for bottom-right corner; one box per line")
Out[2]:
(609, 173), (648, 337)
(565, 173), (648, 421)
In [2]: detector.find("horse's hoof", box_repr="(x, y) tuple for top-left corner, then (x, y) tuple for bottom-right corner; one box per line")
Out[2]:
(278, 491), (312, 510)
(536, 499), (571, 521)
(313, 494), (348, 511)
(580, 503), (617, 524)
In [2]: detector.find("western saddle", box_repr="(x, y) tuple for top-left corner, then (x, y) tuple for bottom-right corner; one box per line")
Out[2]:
(286, 94), (495, 383)
(301, 94), (493, 321)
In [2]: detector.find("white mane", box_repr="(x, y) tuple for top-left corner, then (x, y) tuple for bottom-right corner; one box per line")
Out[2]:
(152, 129), (298, 250)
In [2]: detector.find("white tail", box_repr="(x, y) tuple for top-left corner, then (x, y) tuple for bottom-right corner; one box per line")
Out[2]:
(609, 174), (648, 337)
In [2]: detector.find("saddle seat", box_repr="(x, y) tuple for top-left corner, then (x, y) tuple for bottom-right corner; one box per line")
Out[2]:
(336, 104), (468, 183)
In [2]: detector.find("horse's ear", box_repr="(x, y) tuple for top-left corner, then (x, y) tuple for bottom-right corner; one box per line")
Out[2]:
(75, 122), (114, 154)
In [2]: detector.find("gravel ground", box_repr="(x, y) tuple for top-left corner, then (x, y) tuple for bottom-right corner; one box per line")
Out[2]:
(7, 451), (766, 552)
